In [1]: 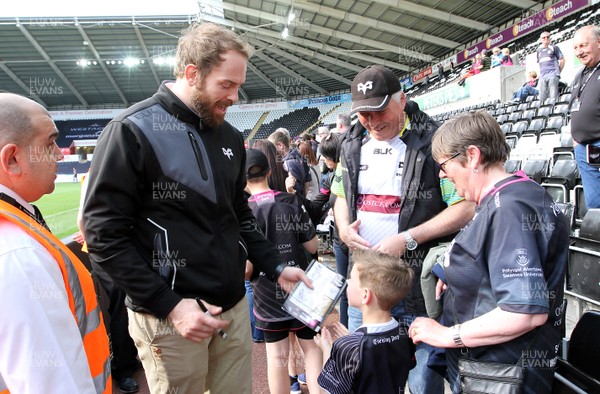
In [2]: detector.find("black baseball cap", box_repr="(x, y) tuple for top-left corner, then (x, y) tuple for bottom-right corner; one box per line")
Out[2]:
(245, 149), (270, 179)
(350, 65), (402, 114)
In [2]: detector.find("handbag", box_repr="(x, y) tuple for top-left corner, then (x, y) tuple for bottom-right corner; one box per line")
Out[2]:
(458, 355), (524, 394)
(449, 284), (552, 394)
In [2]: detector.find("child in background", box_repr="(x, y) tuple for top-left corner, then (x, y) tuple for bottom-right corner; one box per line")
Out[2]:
(315, 249), (416, 394)
(245, 149), (322, 394)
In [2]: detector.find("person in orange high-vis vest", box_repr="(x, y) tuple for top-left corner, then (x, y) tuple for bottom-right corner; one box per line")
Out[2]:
(0, 93), (111, 394)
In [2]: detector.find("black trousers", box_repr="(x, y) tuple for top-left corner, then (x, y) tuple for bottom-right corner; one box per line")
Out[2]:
(92, 262), (140, 379)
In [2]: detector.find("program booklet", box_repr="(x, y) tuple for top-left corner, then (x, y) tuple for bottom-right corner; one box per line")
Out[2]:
(282, 260), (347, 332)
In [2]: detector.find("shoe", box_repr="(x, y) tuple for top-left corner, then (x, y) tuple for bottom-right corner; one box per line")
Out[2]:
(115, 376), (139, 394)
(297, 373), (307, 385)
(252, 338), (265, 343)
(290, 381), (302, 394)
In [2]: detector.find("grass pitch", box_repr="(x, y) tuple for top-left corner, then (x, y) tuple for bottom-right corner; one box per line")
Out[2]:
(35, 182), (82, 240)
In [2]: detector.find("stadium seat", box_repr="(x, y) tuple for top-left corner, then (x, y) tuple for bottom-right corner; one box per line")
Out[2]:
(500, 123), (512, 135)
(529, 100), (541, 110)
(510, 120), (529, 137)
(560, 133), (574, 148)
(527, 118), (546, 136)
(553, 311), (600, 393)
(544, 97), (557, 106)
(521, 109), (536, 122)
(507, 111), (522, 123)
(541, 159), (580, 203)
(553, 147), (575, 163)
(557, 93), (572, 104)
(506, 135), (518, 150)
(542, 181), (569, 203)
(517, 103), (529, 112)
(522, 159), (549, 183)
(504, 159), (521, 173)
(536, 106), (553, 118)
(496, 114), (509, 124)
(567, 310), (600, 380)
(546, 115), (566, 131)
(553, 103), (570, 118)
(574, 185), (588, 227)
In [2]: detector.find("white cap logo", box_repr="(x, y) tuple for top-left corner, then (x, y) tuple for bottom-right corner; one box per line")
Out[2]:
(357, 81), (373, 94)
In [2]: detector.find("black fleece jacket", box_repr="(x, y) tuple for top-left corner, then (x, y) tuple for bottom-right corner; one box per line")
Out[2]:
(83, 82), (283, 318)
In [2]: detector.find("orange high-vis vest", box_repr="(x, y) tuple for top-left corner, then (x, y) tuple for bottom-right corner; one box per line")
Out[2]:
(0, 200), (112, 394)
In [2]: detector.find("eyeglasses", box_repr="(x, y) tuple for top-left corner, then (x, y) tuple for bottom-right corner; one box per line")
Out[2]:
(438, 152), (461, 173)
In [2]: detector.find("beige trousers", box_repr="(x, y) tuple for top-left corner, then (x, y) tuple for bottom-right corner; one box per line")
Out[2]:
(128, 297), (252, 394)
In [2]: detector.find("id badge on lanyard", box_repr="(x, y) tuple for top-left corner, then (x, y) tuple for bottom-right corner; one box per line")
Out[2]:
(571, 98), (581, 112)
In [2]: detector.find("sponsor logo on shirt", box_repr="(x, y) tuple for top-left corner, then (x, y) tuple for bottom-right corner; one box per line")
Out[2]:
(516, 248), (529, 267)
(373, 148), (393, 155)
(356, 194), (401, 214)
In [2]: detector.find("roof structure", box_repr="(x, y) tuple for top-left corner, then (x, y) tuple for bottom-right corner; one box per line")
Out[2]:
(0, 0), (549, 110)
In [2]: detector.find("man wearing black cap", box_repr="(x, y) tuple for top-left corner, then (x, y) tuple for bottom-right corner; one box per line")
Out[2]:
(331, 65), (475, 394)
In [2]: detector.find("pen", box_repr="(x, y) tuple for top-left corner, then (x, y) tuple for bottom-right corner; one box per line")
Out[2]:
(195, 298), (228, 340)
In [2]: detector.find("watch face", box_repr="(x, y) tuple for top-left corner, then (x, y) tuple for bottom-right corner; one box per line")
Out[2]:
(407, 240), (418, 250)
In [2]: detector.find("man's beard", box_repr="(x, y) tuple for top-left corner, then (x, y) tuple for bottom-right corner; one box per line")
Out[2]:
(190, 85), (233, 128)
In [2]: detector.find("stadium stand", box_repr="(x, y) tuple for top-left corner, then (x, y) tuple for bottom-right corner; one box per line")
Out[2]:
(57, 161), (91, 176)
(253, 107), (320, 140)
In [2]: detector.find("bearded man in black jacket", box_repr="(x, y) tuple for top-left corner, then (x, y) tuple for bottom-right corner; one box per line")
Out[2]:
(83, 23), (309, 394)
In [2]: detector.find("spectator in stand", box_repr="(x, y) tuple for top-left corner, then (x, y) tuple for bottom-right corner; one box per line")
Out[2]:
(410, 111), (568, 394)
(500, 48), (513, 66)
(245, 149), (322, 394)
(298, 141), (321, 201)
(458, 54), (482, 86)
(336, 113), (351, 135)
(491, 47), (502, 68)
(537, 31), (565, 102)
(570, 25), (600, 208)
(480, 49), (491, 72)
(512, 70), (539, 102)
(269, 128), (311, 197)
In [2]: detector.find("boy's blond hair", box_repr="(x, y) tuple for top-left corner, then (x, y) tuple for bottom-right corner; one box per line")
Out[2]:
(351, 250), (413, 310)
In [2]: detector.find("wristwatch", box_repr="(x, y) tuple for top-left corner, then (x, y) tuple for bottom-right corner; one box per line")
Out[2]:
(453, 324), (465, 348)
(403, 230), (418, 251)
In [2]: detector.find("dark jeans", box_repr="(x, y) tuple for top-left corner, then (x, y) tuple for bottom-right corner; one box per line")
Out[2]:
(333, 240), (349, 328)
(245, 280), (264, 342)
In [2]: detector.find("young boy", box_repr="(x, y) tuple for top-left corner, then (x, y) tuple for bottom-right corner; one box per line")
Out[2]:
(245, 149), (322, 394)
(315, 249), (415, 393)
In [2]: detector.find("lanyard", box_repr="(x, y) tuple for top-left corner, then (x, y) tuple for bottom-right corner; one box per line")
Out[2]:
(576, 62), (600, 99)
(0, 192), (49, 230)
(478, 171), (531, 204)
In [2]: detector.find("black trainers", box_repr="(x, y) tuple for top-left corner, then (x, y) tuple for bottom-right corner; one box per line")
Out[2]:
(115, 376), (139, 394)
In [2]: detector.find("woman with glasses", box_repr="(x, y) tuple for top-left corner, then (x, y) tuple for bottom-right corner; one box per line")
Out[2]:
(408, 111), (568, 394)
